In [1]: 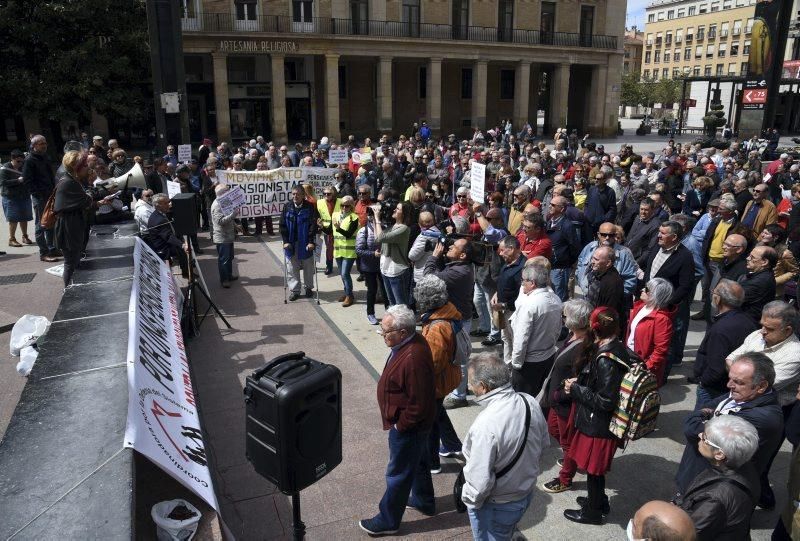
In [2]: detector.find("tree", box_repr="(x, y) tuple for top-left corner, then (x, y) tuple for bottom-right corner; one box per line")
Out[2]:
(653, 77), (682, 109)
(621, 72), (645, 108)
(0, 1), (152, 148)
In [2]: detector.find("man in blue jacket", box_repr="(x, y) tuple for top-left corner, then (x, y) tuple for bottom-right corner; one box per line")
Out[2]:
(22, 135), (59, 261)
(280, 186), (318, 301)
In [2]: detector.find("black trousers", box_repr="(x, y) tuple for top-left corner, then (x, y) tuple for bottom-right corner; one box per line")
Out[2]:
(363, 271), (387, 316)
(62, 247), (83, 287)
(511, 354), (555, 398)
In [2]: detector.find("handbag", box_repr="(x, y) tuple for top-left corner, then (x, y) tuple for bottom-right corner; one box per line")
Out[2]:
(453, 394), (531, 513)
(39, 188), (58, 230)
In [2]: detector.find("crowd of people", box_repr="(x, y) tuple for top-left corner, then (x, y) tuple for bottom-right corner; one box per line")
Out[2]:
(4, 124), (800, 540)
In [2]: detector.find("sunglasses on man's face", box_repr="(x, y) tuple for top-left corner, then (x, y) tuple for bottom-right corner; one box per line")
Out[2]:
(598, 232), (615, 238)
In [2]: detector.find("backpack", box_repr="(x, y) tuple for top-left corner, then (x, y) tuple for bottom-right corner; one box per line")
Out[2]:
(428, 318), (465, 365)
(603, 351), (661, 443)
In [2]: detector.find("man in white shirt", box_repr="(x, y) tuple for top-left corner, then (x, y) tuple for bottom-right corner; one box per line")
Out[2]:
(504, 263), (562, 397)
(133, 189), (155, 233)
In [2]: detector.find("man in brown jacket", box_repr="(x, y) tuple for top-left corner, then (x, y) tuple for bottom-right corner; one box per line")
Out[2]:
(360, 304), (437, 536)
(740, 183), (777, 235)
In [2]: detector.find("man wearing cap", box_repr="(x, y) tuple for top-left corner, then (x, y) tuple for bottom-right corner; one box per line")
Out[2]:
(91, 136), (106, 160)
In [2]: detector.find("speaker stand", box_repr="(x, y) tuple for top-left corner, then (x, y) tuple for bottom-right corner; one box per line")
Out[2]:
(291, 492), (306, 540)
(184, 241), (232, 335)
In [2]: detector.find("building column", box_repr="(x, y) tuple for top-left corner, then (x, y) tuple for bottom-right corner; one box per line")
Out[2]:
(529, 65), (541, 135)
(324, 53), (341, 142)
(271, 54), (288, 143)
(588, 64), (609, 136)
(513, 61), (531, 131)
(427, 57), (442, 133)
(471, 60), (488, 129)
(377, 56), (393, 132)
(211, 52), (231, 143)
(550, 63), (570, 130)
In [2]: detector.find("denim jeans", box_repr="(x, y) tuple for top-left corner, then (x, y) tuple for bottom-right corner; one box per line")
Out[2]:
(429, 398), (463, 467)
(449, 319), (472, 399)
(216, 242), (234, 282)
(382, 269), (411, 307)
(550, 268), (571, 302)
(473, 282), (492, 334)
(31, 194), (55, 256)
(468, 492), (532, 541)
(336, 257), (355, 296)
(374, 427), (434, 529)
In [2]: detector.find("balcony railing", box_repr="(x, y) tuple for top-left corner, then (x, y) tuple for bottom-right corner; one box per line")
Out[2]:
(182, 13), (618, 49)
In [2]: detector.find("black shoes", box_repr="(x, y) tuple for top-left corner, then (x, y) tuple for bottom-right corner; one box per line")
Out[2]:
(576, 496), (610, 516)
(469, 329), (489, 337)
(564, 507), (605, 525)
(481, 336), (503, 347)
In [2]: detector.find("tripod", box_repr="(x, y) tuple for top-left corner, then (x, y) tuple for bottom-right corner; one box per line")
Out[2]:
(184, 241), (231, 336)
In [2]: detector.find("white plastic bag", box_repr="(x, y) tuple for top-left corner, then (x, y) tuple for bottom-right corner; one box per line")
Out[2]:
(16, 346), (38, 376)
(9, 315), (50, 357)
(151, 499), (201, 541)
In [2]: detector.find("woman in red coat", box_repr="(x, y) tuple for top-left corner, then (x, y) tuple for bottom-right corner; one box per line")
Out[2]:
(625, 277), (676, 387)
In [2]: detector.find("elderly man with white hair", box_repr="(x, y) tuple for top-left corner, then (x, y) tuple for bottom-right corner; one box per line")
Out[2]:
(210, 184), (239, 287)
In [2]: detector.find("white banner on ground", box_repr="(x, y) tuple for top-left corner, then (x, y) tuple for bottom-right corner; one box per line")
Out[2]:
(217, 167), (337, 218)
(124, 238), (218, 511)
(216, 185), (246, 215)
(178, 144), (192, 163)
(327, 148), (348, 164)
(470, 162), (486, 204)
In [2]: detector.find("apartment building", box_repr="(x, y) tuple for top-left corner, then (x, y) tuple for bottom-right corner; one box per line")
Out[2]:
(641, 0), (755, 81)
(177, 0), (625, 142)
(624, 27), (644, 75)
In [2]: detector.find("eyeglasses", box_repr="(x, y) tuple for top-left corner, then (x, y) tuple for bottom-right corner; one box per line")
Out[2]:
(598, 232), (615, 237)
(358, 192), (369, 196)
(377, 327), (402, 337)
(324, 192), (334, 196)
(700, 432), (723, 451)
(457, 195), (467, 199)
(753, 188), (767, 193)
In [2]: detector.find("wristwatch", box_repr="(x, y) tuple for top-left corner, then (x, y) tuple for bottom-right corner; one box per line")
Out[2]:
(475, 212), (482, 218)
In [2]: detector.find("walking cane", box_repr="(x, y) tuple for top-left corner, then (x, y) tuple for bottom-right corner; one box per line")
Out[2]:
(283, 253), (288, 304)
(313, 256), (320, 305)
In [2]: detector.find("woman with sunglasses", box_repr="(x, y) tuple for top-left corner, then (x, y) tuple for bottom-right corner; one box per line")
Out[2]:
(625, 277), (676, 387)
(320, 195), (359, 307)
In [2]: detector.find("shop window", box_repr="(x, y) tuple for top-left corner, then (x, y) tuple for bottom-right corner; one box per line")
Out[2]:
(500, 69), (515, 100)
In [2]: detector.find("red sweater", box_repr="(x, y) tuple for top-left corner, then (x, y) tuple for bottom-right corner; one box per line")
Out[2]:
(376, 333), (436, 432)
(516, 231), (553, 261)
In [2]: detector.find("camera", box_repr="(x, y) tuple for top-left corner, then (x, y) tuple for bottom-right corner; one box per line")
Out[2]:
(378, 199), (398, 226)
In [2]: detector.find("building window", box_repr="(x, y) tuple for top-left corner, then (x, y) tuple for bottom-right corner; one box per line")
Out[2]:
(723, 0), (732, 8)
(498, 0), (514, 42)
(667, 10), (674, 19)
(500, 69), (515, 100)
(696, 26), (705, 40)
(693, 66), (700, 76)
(666, 32), (673, 45)
(403, 0), (420, 37)
(351, 0), (368, 35)
(235, 0), (258, 30)
(338, 65), (347, 99)
(663, 68), (669, 78)
(688, 6), (696, 15)
(685, 47), (691, 59)
(648, 13), (655, 23)
(419, 66), (426, 98)
(646, 33), (653, 45)
(733, 20), (742, 35)
(461, 68), (473, 99)
(728, 62), (737, 74)
(721, 22), (729, 37)
(292, 0), (314, 32)
(704, 65), (712, 76)
(184, 55), (204, 82)
(676, 29), (683, 43)
(695, 45), (702, 58)
(719, 43), (727, 57)
(645, 51), (652, 63)
(664, 51), (671, 62)
(731, 42), (740, 55)
(743, 39), (751, 55)
(699, 4), (707, 13)
(710, 2), (719, 12)
(708, 24), (717, 39)
(716, 64), (724, 75)
(541, 2), (556, 43)
(745, 18), (753, 33)
(658, 11), (665, 21)
(686, 27), (694, 41)
(452, 0), (469, 40)
(707, 44), (715, 57)
(180, 0), (197, 19)
(677, 9), (685, 17)
(643, 69), (650, 78)
(741, 62), (748, 75)
(653, 70), (659, 80)
(673, 68), (681, 77)
(227, 56), (256, 82)
(579, 5), (594, 46)
(654, 50), (661, 63)
(674, 49), (681, 62)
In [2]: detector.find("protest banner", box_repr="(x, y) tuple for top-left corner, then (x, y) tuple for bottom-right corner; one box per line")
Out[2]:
(124, 238), (218, 511)
(217, 167), (337, 217)
(328, 148), (348, 165)
(470, 162), (486, 204)
(167, 181), (182, 199)
(216, 185), (246, 215)
(178, 144), (192, 163)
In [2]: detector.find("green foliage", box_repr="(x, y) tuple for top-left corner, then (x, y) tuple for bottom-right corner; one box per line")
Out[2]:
(621, 73), (683, 111)
(703, 99), (727, 137)
(0, 1), (152, 123)
(621, 71), (645, 107)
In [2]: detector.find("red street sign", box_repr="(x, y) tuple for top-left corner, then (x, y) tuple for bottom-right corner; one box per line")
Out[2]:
(682, 99), (697, 107)
(743, 89), (767, 104)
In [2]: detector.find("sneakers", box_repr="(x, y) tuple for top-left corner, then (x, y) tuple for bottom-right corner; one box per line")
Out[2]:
(442, 396), (468, 409)
(430, 464), (442, 474)
(221, 281), (231, 288)
(367, 314), (379, 325)
(288, 291), (300, 301)
(304, 288), (314, 298)
(481, 336), (503, 347)
(40, 255), (59, 262)
(358, 518), (398, 537)
(469, 329), (489, 337)
(557, 458), (564, 467)
(8, 238), (21, 247)
(439, 446), (463, 458)
(542, 478), (572, 493)
(406, 503), (436, 517)
(690, 311), (705, 321)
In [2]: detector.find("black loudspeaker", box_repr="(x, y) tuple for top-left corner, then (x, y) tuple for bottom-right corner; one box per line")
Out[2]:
(170, 192), (198, 236)
(244, 352), (342, 494)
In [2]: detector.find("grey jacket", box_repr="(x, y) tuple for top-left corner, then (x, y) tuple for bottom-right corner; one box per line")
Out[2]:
(211, 200), (237, 244)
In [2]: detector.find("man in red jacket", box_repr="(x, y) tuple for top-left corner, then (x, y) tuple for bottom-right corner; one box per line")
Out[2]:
(359, 304), (437, 536)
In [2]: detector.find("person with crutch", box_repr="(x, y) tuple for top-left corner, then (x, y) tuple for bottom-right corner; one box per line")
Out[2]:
(280, 185), (318, 301)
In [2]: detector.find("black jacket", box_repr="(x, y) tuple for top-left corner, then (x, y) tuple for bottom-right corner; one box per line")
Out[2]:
(0, 162), (28, 199)
(22, 152), (55, 197)
(719, 256), (748, 282)
(586, 266), (625, 317)
(626, 216), (662, 267)
(572, 340), (629, 439)
(677, 465), (759, 541)
(423, 256), (475, 321)
(694, 310), (758, 393)
(495, 254), (525, 311)
(546, 216), (580, 269)
(545, 338), (585, 415)
(642, 243), (695, 306)
(146, 210), (183, 260)
(737, 269), (777, 324)
(676, 391), (784, 492)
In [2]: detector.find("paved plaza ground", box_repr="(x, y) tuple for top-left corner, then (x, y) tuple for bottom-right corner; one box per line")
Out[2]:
(0, 128), (796, 539)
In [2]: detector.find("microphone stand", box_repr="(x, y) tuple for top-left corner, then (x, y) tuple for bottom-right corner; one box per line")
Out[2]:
(184, 240), (231, 336)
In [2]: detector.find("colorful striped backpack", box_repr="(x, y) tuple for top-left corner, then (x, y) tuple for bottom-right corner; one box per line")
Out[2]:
(603, 351), (661, 443)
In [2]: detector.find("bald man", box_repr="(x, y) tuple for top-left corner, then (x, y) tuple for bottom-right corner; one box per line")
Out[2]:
(630, 500), (696, 541)
(740, 183), (777, 235)
(546, 195), (580, 301)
